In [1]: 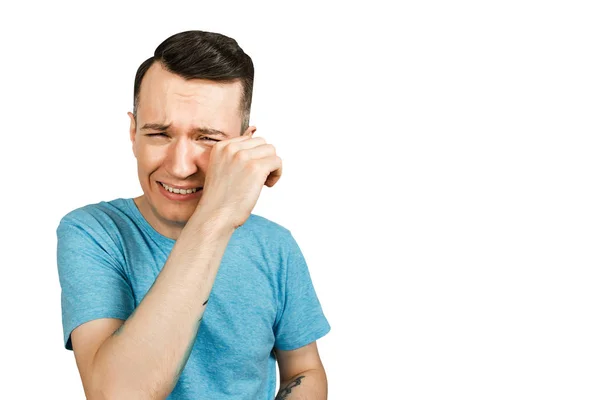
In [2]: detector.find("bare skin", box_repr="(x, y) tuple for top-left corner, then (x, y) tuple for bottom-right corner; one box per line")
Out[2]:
(71, 63), (282, 399)
(89, 131), (281, 399)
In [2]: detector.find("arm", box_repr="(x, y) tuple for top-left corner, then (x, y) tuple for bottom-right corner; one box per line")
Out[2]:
(81, 208), (234, 399)
(71, 129), (281, 399)
(274, 342), (328, 399)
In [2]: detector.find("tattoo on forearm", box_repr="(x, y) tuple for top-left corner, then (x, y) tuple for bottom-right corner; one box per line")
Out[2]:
(275, 375), (305, 399)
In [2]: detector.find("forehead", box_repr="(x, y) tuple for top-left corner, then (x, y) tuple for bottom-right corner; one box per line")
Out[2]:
(137, 62), (243, 131)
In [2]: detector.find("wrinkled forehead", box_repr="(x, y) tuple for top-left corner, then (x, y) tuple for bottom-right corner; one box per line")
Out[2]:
(137, 63), (243, 129)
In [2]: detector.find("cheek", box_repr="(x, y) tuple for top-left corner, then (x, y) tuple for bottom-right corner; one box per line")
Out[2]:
(136, 145), (165, 170)
(196, 148), (212, 166)
(136, 142), (213, 173)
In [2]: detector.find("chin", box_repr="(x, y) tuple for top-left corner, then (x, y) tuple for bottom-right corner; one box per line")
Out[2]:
(142, 192), (195, 224)
(157, 204), (196, 225)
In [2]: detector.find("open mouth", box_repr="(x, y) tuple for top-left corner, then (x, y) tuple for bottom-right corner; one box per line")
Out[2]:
(158, 181), (203, 194)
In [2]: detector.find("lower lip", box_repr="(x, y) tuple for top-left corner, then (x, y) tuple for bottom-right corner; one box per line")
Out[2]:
(157, 182), (203, 201)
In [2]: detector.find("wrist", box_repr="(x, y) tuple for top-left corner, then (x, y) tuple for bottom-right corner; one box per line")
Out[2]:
(189, 204), (235, 236)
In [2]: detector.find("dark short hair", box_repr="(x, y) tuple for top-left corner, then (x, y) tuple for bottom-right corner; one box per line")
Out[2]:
(133, 30), (254, 133)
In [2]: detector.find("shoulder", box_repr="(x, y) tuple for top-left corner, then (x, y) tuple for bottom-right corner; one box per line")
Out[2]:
(56, 199), (133, 256)
(58, 198), (131, 230)
(228, 214), (302, 264)
(245, 213), (290, 235)
(239, 213), (294, 246)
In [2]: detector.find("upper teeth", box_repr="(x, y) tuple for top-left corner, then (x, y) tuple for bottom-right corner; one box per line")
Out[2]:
(161, 182), (200, 194)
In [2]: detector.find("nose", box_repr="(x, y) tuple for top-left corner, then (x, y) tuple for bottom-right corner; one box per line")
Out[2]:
(165, 137), (200, 179)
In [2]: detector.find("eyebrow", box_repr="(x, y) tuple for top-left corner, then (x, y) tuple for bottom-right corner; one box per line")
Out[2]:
(140, 123), (228, 137)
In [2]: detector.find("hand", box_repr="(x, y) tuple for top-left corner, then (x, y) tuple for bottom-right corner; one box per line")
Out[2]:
(196, 126), (283, 229)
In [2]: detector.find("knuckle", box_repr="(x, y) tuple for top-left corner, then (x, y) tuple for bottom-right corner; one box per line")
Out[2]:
(248, 161), (262, 174)
(234, 149), (249, 162)
(220, 142), (235, 156)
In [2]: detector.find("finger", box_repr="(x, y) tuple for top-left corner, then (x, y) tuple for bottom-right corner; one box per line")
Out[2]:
(264, 157), (283, 187)
(237, 142), (275, 159)
(222, 137), (268, 154)
(265, 168), (282, 187)
(217, 126), (257, 146)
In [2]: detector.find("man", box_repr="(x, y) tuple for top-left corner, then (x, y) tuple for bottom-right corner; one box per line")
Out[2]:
(56, 30), (330, 399)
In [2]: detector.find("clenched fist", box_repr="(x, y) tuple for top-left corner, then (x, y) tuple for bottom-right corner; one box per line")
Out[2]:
(196, 126), (282, 229)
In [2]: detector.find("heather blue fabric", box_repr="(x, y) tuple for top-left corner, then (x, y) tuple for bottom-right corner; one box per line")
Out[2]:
(56, 198), (330, 399)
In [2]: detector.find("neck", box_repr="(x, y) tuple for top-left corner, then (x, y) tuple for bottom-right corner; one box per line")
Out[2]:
(133, 195), (185, 240)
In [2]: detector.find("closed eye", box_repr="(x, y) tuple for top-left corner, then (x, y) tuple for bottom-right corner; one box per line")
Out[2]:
(145, 133), (217, 142)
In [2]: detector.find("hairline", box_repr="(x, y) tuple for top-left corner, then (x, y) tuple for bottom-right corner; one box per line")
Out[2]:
(134, 61), (250, 134)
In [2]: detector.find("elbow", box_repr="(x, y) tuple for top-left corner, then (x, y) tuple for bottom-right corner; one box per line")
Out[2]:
(91, 387), (150, 400)
(82, 385), (109, 400)
(87, 352), (170, 400)
(78, 363), (109, 400)
(94, 380), (170, 400)
(85, 369), (131, 400)
(85, 373), (114, 400)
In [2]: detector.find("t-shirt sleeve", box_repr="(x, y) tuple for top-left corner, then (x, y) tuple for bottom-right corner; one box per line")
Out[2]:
(274, 232), (331, 351)
(57, 217), (135, 351)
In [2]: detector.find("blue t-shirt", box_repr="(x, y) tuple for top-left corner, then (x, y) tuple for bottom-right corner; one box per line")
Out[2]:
(56, 198), (330, 399)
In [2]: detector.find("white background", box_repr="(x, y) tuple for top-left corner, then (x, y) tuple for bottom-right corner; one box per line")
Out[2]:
(1, 0), (599, 399)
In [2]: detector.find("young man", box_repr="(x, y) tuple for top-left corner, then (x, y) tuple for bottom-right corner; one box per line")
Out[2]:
(56, 30), (330, 399)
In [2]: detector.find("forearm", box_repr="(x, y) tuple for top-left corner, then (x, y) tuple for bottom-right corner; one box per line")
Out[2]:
(275, 369), (328, 400)
(92, 210), (234, 399)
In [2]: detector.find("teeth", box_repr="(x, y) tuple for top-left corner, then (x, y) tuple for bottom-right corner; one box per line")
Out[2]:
(160, 182), (200, 194)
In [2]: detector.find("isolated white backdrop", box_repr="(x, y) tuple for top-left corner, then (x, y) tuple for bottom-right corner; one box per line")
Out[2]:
(1, 1), (599, 399)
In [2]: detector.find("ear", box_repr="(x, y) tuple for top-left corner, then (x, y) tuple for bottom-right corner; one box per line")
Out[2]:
(244, 125), (257, 137)
(128, 112), (137, 158)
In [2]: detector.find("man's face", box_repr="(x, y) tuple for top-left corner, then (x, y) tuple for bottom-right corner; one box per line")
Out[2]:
(129, 62), (244, 236)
